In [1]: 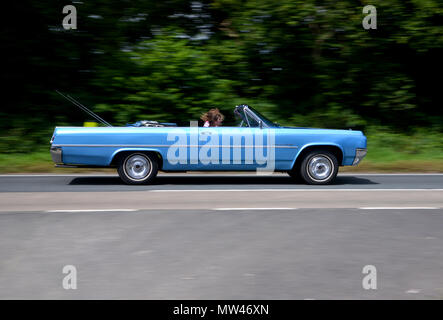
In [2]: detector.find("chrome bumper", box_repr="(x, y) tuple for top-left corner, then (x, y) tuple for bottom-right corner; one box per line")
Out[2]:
(352, 148), (367, 166)
(50, 146), (63, 164)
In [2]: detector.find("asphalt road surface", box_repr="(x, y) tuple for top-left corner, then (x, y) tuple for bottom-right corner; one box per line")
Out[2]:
(0, 173), (442, 299)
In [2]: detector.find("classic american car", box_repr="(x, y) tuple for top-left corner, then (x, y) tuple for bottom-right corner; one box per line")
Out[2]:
(50, 105), (367, 185)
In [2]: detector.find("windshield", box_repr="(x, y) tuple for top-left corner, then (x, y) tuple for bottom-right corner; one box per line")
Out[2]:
(247, 106), (279, 128)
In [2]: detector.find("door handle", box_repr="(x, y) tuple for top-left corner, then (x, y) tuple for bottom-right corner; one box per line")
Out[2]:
(201, 131), (212, 135)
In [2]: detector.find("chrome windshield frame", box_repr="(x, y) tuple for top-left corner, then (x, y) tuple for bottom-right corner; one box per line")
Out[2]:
(235, 105), (279, 128)
(235, 105), (276, 128)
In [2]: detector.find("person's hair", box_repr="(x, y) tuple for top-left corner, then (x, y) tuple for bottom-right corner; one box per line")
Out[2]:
(200, 108), (224, 126)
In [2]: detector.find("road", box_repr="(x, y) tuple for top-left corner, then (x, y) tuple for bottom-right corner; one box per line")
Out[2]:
(0, 173), (442, 299)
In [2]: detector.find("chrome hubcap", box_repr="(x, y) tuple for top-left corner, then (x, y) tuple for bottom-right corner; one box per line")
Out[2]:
(307, 155), (333, 181)
(125, 155), (151, 180)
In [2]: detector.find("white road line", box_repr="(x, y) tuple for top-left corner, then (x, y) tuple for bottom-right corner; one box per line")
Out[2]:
(0, 173), (442, 177)
(150, 189), (443, 192)
(214, 208), (296, 211)
(406, 289), (421, 294)
(3, 207), (440, 214)
(46, 209), (138, 213)
(359, 207), (439, 210)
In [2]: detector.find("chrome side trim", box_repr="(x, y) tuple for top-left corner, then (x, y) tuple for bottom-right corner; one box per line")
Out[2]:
(51, 144), (298, 149)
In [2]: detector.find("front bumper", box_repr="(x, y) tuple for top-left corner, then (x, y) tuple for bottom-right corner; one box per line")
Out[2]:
(50, 146), (63, 164)
(352, 148), (367, 166)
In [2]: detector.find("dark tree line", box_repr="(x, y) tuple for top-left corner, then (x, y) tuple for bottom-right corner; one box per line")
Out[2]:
(2, 0), (442, 152)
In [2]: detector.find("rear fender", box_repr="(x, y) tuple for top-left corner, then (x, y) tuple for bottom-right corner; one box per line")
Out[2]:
(109, 148), (164, 169)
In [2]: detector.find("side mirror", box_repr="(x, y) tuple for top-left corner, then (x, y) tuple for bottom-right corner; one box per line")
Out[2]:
(258, 120), (263, 129)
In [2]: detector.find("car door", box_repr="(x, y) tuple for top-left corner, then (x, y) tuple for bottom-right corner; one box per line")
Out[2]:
(197, 125), (272, 171)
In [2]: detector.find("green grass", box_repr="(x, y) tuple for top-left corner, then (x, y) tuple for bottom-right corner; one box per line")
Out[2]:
(342, 128), (443, 172)
(0, 150), (53, 173)
(0, 149), (114, 174)
(0, 129), (442, 173)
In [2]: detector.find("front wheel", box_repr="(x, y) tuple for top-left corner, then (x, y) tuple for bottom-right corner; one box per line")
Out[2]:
(117, 153), (158, 185)
(299, 150), (338, 185)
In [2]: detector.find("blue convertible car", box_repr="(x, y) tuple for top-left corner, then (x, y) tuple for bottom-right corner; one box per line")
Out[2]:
(50, 105), (367, 185)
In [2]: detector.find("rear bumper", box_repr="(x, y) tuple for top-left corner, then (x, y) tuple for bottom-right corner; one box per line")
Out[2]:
(352, 148), (367, 166)
(50, 146), (63, 164)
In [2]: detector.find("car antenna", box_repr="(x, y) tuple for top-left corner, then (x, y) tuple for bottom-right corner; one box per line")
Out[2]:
(55, 90), (113, 127)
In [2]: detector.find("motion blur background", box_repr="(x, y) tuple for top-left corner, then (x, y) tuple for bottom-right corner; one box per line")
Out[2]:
(1, 0), (442, 172)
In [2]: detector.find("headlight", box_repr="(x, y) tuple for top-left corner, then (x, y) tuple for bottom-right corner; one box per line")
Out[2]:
(352, 148), (367, 165)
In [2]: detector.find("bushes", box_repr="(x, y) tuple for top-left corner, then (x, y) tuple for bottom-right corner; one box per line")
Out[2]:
(2, 0), (442, 154)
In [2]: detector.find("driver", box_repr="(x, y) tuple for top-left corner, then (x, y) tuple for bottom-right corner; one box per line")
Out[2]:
(200, 108), (224, 127)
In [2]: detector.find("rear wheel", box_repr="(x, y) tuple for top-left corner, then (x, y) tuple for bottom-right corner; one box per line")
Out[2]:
(299, 150), (338, 185)
(117, 153), (158, 185)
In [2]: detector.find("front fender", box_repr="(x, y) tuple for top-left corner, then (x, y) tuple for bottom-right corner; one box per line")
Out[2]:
(290, 143), (345, 168)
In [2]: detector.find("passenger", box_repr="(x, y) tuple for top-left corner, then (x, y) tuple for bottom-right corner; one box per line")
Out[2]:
(200, 108), (224, 127)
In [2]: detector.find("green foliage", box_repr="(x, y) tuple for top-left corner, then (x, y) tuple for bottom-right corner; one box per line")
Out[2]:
(1, 0), (442, 153)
